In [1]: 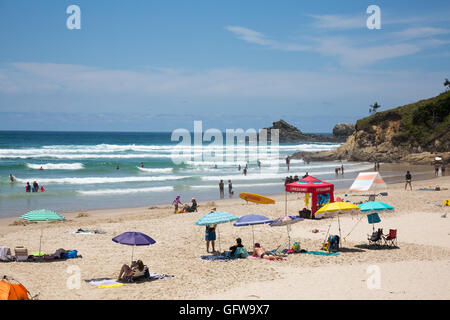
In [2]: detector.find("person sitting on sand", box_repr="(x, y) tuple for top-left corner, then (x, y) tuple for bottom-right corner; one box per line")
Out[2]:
(253, 243), (283, 260)
(118, 260), (149, 282)
(186, 198), (198, 212)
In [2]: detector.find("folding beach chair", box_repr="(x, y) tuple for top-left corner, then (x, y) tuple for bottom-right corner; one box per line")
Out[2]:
(367, 228), (383, 246)
(383, 229), (398, 247)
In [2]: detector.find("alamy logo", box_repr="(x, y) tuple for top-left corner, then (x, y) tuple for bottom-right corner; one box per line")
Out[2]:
(366, 5), (381, 30)
(66, 5), (81, 30)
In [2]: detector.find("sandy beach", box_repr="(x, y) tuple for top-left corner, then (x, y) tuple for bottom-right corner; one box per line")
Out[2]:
(1, 169), (449, 300)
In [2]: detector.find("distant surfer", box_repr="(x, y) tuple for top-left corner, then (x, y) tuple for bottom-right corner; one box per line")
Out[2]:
(140, 162), (144, 168)
(116, 165), (120, 170)
(219, 180), (224, 198)
(286, 156), (290, 171)
(39, 166), (44, 171)
(9, 174), (14, 182)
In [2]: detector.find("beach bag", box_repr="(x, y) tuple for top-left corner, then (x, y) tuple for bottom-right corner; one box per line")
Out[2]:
(64, 250), (78, 259)
(234, 247), (248, 258)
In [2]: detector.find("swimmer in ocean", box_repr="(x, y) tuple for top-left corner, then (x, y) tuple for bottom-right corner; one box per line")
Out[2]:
(9, 174), (14, 182)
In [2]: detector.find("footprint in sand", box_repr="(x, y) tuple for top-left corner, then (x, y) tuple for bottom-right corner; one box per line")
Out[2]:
(247, 294), (260, 299)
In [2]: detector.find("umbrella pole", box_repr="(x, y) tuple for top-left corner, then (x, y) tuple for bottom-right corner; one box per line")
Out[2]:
(252, 225), (255, 247)
(39, 228), (43, 256)
(285, 191), (287, 216)
(337, 213), (342, 239)
(131, 245), (135, 265)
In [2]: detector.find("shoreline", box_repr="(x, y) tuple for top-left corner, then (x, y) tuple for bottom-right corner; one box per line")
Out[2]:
(0, 174), (448, 300)
(0, 162), (440, 227)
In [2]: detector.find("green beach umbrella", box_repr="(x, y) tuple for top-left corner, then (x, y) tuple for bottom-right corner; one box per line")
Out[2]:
(20, 210), (66, 256)
(20, 209), (66, 222)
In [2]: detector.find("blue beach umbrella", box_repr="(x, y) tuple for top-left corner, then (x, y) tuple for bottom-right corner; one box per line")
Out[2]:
(195, 211), (239, 252)
(233, 214), (273, 247)
(359, 202), (394, 212)
(195, 211), (239, 226)
(19, 209), (66, 256)
(112, 232), (156, 264)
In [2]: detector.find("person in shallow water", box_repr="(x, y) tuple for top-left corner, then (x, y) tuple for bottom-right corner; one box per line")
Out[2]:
(25, 182), (31, 192)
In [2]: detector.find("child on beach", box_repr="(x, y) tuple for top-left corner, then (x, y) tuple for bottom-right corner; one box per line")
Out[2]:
(172, 195), (183, 213)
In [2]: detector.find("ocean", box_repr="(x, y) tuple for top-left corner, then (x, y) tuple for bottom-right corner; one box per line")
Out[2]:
(0, 131), (375, 217)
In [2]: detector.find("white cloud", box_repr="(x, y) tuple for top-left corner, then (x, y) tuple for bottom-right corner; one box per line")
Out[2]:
(307, 14), (365, 30)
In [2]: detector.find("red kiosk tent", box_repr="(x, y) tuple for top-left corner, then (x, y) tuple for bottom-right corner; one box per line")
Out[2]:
(285, 176), (335, 217)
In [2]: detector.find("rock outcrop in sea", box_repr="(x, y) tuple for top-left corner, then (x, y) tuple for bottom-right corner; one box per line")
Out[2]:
(260, 119), (343, 143)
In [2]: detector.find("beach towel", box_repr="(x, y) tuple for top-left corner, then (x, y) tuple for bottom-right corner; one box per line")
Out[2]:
(86, 273), (174, 288)
(200, 254), (235, 261)
(302, 250), (340, 256)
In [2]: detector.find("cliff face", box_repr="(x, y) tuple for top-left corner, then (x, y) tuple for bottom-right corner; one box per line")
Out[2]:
(293, 91), (450, 164)
(262, 119), (343, 143)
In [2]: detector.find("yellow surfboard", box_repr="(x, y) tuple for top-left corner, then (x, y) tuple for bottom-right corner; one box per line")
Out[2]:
(239, 192), (275, 204)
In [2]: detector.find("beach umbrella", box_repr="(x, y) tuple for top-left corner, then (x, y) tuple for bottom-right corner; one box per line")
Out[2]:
(112, 232), (156, 264)
(195, 211), (239, 252)
(233, 214), (273, 247)
(19, 209), (66, 256)
(269, 216), (304, 248)
(359, 201), (394, 231)
(359, 201), (394, 213)
(367, 213), (382, 232)
(315, 202), (360, 242)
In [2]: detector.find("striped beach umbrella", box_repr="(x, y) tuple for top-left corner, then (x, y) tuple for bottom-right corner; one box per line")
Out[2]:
(20, 210), (66, 221)
(20, 210), (66, 256)
(195, 211), (239, 252)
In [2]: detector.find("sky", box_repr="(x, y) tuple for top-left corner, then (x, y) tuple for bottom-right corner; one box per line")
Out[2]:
(0, 0), (449, 132)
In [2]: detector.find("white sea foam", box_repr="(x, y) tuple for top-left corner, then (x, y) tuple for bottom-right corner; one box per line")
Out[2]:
(26, 163), (84, 170)
(137, 167), (173, 173)
(15, 175), (191, 185)
(78, 186), (173, 195)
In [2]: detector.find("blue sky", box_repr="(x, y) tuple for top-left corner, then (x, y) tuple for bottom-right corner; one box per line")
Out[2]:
(0, 0), (449, 132)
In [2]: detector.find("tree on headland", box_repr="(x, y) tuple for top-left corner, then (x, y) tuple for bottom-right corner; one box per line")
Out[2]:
(444, 78), (450, 91)
(369, 102), (381, 115)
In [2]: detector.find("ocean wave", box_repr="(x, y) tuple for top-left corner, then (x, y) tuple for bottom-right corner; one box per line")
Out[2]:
(200, 164), (374, 181)
(137, 167), (173, 173)
(15, 175), (192, 185)
(78, 186), (173, 195)
(26, 163), (84, 170)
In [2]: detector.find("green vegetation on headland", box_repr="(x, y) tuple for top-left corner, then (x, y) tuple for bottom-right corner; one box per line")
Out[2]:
(292, 90), (450, 164)
(356, 91), (450, 152)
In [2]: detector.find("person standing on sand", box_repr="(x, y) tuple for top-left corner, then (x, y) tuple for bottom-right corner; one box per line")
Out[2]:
(172, 195), (183, 213)
(341, 164), (344, 175)
(243, 167), (247, 176)
(219, 180), (224, 198)
(405, 171), (412, 190)
(228, 180), (233, 196)
(205, 224), (217, 253)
